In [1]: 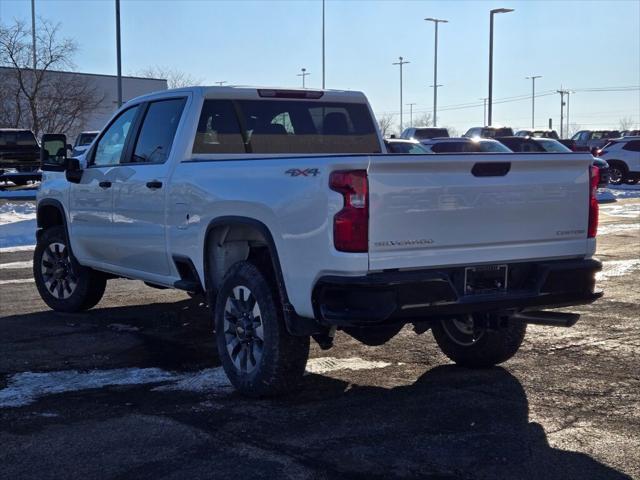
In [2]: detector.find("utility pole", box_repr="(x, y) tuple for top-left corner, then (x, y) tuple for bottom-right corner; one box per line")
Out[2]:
(480, 97), (488, 125)
(115, 0), (122, 107)
(566, 90), (574, 137)
(425, 18), (448, 127)
(322, 0), (325, 89)
(526, 75), (542, 128)
(557, 88), (569, 138)
(488, 8), (514, 126)
(30, 0), (36, 72)
(297, 68), (310, 88)
(392, 56), (410, 133)
(406, 103), (417, 126)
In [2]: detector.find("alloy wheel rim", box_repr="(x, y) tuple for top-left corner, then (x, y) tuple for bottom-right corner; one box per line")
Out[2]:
(41, 242), (78, 299)
(441, 314), (485, 346)
(609, 168), (622, 183)
(223, 285), (264, 374)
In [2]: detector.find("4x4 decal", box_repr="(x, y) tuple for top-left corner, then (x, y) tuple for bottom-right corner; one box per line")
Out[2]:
(285, 168), (320, 177)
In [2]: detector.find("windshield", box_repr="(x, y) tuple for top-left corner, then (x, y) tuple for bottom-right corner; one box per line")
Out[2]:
(386, 141), (429, 154)
(0, 131), (37, 147)
(537, 139), (571, 152)
(478, 140), (512, 152)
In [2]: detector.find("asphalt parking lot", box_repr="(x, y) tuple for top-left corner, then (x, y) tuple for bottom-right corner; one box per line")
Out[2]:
(1, 197), (638, 480)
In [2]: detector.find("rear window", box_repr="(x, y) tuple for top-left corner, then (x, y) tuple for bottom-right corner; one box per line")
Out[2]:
(536, 139), (571, 152)
(413, 128), (449, 140)
(478, 140), (512, 153)
(76, 133), (98, 146)
(193, 99), (380, 154)
(0, 131), (37, 147)
(483, 128), (514, 138)
(430, 142), (473, 153)
(386, 141), (428, 154)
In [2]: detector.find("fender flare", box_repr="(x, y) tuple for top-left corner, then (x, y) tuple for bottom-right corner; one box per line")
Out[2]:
(203, 216), (324, 336)
(36, 199), (71, 249)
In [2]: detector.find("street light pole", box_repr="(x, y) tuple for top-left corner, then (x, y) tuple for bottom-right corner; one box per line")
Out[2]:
(425, 17), (448, 127)
(297, 68), (310, 88)
(115, 0), (122, 107)
(526, 75), (542, 128)
(488, 8), (514, 126)
(31, 0), (36, 72)
(566, 90), (574, 137)
(392, 56), (410, 133)
(322, 0), (325, 89)
(557, 88), (568, 138)
(406, 103), (417, 126)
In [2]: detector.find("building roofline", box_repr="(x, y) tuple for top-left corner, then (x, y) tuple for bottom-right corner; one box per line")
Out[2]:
(0, 66), (166, 83)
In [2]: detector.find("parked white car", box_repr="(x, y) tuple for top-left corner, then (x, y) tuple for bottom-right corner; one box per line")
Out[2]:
(595, 136), (640, 185)
(35, 86), (602, 396)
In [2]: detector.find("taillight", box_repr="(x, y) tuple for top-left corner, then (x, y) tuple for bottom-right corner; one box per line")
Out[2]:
(588, 165), (599, 238)
(330, 170), (368, 252)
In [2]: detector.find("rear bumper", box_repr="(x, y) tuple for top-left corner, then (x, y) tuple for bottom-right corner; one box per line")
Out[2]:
(312, 258), (602, 327)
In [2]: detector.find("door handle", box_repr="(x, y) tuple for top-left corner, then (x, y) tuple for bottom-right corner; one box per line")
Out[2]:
(98, 181), (112, 189)
(146, 180), (163, 189)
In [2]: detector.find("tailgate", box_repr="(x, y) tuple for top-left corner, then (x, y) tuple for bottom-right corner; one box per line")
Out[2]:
(367, 153), (592, 271)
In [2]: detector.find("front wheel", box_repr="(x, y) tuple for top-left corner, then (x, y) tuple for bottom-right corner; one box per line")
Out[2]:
(34, 226), (106, 312)
(214, 261), (309, 397)
(607, 163), (627, 186)
(432, 314), (526, 368)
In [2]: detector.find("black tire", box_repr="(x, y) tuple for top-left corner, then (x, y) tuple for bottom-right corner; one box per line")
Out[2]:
(607, 162), (627, 186)
(33, 225), (106, 312)
(432, 314), (526, 368)
(214, 261), (309, 397)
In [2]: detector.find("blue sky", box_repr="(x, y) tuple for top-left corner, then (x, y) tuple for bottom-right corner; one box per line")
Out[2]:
(1, 0), (639, 133)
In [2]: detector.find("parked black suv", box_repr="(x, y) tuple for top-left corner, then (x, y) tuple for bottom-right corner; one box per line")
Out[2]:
(463, 126), (514, 138)
(0, 129), (40, 173)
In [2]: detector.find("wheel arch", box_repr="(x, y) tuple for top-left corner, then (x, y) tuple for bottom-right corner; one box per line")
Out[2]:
(36, 199), (70, 246)
(202, 216), (324, 336)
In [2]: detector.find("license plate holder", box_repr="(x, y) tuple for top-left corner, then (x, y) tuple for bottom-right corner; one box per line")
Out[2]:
(464, 265), (508, 295)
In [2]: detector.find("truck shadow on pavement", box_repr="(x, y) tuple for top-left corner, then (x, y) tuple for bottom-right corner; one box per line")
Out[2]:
(0, 300), (632, 480)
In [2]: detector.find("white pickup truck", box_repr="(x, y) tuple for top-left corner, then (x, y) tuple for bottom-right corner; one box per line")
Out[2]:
(35, 86), (602, 396)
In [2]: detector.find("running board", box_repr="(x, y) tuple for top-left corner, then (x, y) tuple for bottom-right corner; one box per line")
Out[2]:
(511, 311), (580, 327)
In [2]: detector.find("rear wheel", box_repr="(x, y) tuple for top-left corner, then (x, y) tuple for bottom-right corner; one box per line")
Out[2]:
(432, 314), (526, 368)
(214, 261), (309, 397)
(34, 226), (106, 312)
(607, 162), (627, 186)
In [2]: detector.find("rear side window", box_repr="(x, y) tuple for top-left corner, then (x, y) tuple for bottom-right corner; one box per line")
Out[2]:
(193, 100), (245, 154)
(192, 99), (380, 155)
(478, 141), (512, 152)
(623, 140), (640, 152)
(0, 131), (37, 146)
(130, 98), (186, 163)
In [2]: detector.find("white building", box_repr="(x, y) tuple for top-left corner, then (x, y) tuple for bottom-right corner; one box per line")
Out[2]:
(0, 67), (167, 140)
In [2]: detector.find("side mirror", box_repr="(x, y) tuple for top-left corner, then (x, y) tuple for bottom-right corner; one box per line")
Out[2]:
(65, 158), (83, 184)
(40, 134), (68, 171)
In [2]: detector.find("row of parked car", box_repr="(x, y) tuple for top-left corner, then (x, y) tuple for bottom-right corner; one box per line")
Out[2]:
(387, 126), (640, 186)
(0, 129), (98, 185)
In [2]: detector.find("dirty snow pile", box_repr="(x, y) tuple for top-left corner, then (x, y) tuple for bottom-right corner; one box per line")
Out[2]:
(0, 201), (37, 249)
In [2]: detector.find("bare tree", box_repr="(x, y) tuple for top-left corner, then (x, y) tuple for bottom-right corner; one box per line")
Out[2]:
(414, 112), (432, 127)
(134, 65), (202, 89)
(442, 125), (459, 137)
(619, 116), (635, 131)
(567, 123), (581, 138)
(0, 18), (103, 137)
(377, 113), (395, 138)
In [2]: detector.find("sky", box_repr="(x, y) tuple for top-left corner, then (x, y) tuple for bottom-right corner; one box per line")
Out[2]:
(1, 0), (639, 134)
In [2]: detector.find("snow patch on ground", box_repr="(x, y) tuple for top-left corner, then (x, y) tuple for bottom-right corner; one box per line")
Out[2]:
(609, 184), (640, 199)
(0, 356), (393, 408)
(600, 201), (640, 219)
(596, 259), (640, 282)
(0, 278), (33, 285)
(0, 201), (37, 248)
(597, 223), (640, 236)
(305, 357), (392, 375)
